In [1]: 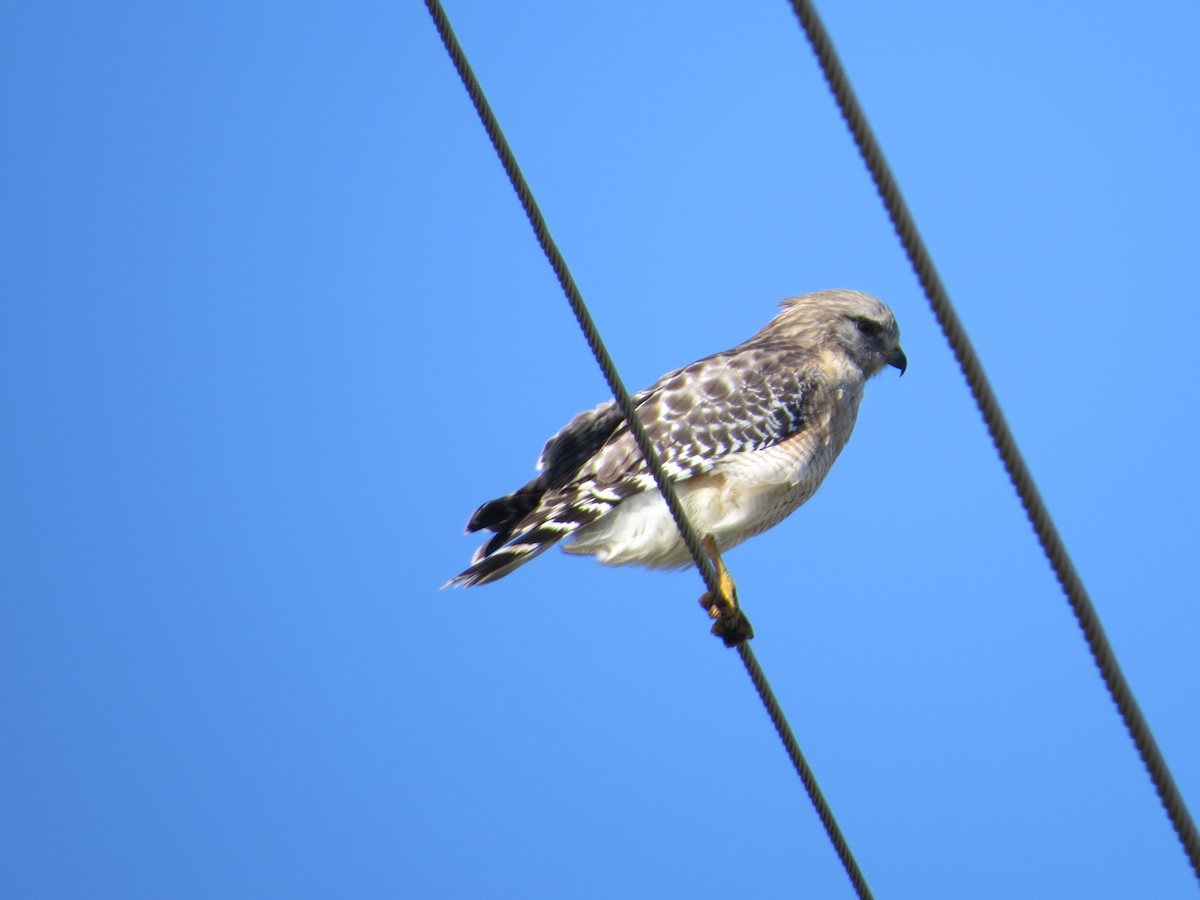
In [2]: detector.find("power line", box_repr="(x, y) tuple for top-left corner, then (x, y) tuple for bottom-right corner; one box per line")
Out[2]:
(786, 0), (1200, 882)
(423, 1), (875, 897)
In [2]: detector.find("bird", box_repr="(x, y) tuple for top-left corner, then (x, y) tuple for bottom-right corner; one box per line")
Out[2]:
(446, 289), (905, 631)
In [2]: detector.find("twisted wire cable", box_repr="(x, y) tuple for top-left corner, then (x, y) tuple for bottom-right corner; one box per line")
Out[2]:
(788, 0), (1200, 881)
(425, 2), (875, 896)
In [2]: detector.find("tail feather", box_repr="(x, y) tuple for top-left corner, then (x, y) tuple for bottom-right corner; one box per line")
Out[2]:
(449, 393), (646, 588)
(445, 527), (563, 587)
(465, 478), (547, 534)
(446, 487), (624, 587)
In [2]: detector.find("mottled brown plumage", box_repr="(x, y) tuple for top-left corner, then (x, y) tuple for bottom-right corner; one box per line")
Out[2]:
(447, 290), (905, 588)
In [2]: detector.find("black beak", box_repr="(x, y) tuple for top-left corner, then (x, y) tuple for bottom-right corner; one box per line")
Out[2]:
(887, 346), (907, 376)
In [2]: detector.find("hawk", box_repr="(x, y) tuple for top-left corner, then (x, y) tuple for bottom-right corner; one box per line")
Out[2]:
(447, 289), (905, 603)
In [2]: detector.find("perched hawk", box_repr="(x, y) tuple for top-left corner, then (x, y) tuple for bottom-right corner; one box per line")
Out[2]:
(448, 289), (905, 590)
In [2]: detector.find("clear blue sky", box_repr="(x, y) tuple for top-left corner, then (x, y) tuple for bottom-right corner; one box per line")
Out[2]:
(3, 2), (1198, 898)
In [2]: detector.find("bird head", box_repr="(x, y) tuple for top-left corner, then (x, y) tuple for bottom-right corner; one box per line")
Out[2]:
(774, 289), (905, 378)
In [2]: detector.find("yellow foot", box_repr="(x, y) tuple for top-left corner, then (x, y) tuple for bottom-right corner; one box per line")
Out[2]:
(697, 535), (754, 647)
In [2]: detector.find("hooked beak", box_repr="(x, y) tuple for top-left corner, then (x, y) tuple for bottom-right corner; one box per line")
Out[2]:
(887, 346), (907, 376)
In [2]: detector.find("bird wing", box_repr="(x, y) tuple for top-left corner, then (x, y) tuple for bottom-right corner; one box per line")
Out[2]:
(577, 343), (819, 495)
(447, 344), (818, 586)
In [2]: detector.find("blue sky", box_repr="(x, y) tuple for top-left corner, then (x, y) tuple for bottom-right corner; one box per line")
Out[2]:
(3, 2), (1199, 897)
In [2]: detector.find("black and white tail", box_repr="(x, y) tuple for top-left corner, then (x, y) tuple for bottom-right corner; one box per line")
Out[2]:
(444, 479), (625, 587)
(445, 393), (650, 587)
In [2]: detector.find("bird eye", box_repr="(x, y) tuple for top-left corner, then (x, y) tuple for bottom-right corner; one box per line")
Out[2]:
(854, 317), (882, 338)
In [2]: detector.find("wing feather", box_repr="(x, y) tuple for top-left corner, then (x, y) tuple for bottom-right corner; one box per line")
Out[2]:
(447, 345), (818, 587)
(580, 344), (818, 491)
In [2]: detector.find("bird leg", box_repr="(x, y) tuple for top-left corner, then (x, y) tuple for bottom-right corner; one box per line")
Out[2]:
(698, 535), (754, 647)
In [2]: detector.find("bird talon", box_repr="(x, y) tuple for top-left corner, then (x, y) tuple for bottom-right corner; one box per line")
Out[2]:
(698, 535), (754, 646)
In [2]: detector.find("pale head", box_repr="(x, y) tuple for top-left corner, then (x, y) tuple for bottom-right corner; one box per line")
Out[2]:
(756, 289), (906, 378)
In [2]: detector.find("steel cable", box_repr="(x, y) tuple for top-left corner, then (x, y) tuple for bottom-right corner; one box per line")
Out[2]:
(788, 0), (1200, 882)
(424, 1), (875, 896)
